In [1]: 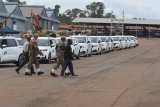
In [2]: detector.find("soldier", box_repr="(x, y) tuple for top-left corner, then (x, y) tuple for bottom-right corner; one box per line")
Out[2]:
(50, 36), (66, 77)
(15, 35), (34, 74)
(25, 34), (44, 76)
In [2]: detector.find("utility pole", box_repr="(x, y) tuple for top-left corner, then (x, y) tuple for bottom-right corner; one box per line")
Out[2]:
(122, 11), (125, 36)
(110, 11), (113, 36)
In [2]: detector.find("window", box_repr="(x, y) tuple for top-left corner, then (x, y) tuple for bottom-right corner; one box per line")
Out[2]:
(101, 37), (106, 42)
(37, 39), (49, 46)
(7, 39), (17, 47)
(90, 37), (98, 43)
(13, 20), (17, 30)
(2, 39), (7, 46)
(52, 25), (54, 30)
(74, 37), (86, 43)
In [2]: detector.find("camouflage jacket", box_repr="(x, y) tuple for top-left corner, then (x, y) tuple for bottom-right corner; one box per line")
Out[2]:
(56, 40), (65, 58)
(28, 40), (42, 57)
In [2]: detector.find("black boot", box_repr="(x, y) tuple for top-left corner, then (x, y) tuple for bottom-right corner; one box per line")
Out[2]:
(25, 72), (32, 76)
(31, 69), (35, 74)
(50, 72), (58, 77)
(30, 66), (35, 74)
(38, 71), (44, 75)
(15, 68), (20, 74)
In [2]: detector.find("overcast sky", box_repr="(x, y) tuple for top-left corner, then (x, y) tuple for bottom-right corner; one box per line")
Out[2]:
(4, 0), (160, 20)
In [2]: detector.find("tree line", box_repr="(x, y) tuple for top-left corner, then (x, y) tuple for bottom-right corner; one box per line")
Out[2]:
(6, 0), (116, 24)
(55, 2), (116, 24)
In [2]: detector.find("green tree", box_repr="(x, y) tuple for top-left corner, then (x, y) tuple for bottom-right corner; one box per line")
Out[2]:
(79, 10), (88, 17)
(54, 5), (60, 18)
(86, 2), (105, 18)
(57, 13), (71, 24)
(105, 13), (116, 18)
(64, 8), (80, 20)
(60, 8), (86, 24)
(6, 0), (26, 5)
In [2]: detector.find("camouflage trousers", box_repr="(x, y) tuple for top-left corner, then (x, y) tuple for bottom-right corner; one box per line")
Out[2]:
(27, 56), (39, 69)
(53, 56), (64, 70)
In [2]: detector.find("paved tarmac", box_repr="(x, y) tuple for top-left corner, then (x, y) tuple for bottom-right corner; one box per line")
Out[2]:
(0, 38), (160, 107)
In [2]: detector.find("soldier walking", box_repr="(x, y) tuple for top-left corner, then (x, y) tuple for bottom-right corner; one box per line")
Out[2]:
(25, 34), (44, 76)
(15, 35), (34, 74)
(50, 36), (66, 77)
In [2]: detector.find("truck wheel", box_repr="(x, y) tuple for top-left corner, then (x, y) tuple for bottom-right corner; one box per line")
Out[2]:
(16, 54), (24, 66)
(76, 51), (80, 59)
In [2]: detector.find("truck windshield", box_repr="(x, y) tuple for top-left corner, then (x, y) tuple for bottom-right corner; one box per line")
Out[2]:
(74, 37), (86, 43)
(101, 37), (106, 42)
(37, 39), (49, 46)
(91, 37), (98, 43)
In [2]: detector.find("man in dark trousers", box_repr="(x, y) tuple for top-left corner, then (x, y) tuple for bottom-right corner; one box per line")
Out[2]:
(50, 36), (66, 77)
(15, 35), (34, 74)
(61, 39), (77, 77)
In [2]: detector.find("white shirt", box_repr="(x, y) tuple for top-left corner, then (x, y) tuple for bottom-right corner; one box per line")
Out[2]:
(23, 41), (29, 52)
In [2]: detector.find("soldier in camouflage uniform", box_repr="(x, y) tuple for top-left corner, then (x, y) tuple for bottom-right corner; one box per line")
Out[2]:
(25, 34), (44, 76)
(50, 36), (66, 77)
(15, 35), (34, 74)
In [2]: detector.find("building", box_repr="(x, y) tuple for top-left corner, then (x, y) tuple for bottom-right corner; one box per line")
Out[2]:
(20, 5), (60, 31)
(72, 18), (160, 37)
(4, 2), (27, 32)
(46, 8), (60, 30)
(58, 23), (71, 31)
(0, 0), (27, 33)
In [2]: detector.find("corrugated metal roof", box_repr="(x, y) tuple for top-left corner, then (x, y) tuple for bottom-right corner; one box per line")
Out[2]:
(0, 12), (27, 21)
(39, 15), (60, 23)
(0, 0), (7, 13)
(0, 12), (9, 17)
(4, 4), (17, 14)
(20, 5), (44, 17)
(73, 18), (160, 25)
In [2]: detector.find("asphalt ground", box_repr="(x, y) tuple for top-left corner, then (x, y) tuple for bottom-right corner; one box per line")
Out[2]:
(0, 38), (160, 107)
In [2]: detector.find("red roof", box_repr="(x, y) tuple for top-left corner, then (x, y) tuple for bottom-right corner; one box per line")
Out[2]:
(58, 23), (71, 29)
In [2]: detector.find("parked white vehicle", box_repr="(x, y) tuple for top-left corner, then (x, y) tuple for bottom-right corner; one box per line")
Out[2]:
(125, 36), (131, 48)
(112, 36), (122, 50)
(100, 36), (109, 53)
(71, 35), (92, 57)
(0, 36), (24, 66)
(120, 36), (127, 49)
(90, 36), (102, 54)
(37, 37), (57, 63)
(67, 37), (81, 59)
(134, 37), (139, 46)
(129, 36), (136, 47)
(106, 36), (114, 51)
